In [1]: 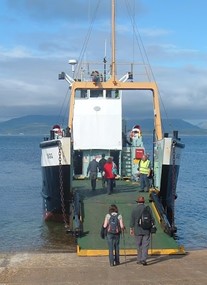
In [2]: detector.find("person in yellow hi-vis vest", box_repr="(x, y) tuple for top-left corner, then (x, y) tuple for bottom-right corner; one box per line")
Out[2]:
(138, 154), (151, 192)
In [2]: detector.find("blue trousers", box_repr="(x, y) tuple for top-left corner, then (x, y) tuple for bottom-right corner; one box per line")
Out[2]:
(106, 178), (114, 194)
(140, 173), (150, 192)
(107, 233), (120, 265)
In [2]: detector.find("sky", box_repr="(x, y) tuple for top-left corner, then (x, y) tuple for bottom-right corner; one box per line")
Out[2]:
(0, 0), (207, 124)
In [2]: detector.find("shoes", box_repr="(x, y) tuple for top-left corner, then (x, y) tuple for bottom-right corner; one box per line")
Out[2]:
(110, 263), (114, 267)
(115, 261), (120, 266)
(137, 261), (145, 265)
(141, 261), (147, 266)
(139, 190), (144, 192)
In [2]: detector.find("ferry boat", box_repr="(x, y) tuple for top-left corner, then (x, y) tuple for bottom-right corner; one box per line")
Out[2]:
(40, 0), (185, 247)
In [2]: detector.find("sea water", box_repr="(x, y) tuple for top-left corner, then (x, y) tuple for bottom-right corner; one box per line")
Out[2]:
(0, 135), (76, 253)
(0, 134), (206, 252)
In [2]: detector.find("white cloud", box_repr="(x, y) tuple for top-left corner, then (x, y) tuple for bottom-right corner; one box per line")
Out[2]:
(0, 0), (207, 122)
(0, 46), (32, 59)
(141, 28), (171, 38)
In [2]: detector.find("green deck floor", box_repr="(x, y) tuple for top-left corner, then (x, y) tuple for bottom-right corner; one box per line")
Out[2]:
(73, 179), (185, 256)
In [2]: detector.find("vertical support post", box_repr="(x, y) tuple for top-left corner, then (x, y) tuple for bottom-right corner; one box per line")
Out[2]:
(111, 0), (116, 81)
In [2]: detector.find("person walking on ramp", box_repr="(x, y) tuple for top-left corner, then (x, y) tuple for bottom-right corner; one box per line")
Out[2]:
(130, 196), (156, 266)
(87, 157), (99, 191)
(103, 204), (125, 266)
(103, 157), (117, 195)
(98, 153), (107, 188)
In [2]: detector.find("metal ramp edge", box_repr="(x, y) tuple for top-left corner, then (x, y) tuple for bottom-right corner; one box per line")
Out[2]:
(77, 245), (186, 257)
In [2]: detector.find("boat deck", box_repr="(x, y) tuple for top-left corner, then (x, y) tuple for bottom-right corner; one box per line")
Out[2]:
(73, 179), (185, 256)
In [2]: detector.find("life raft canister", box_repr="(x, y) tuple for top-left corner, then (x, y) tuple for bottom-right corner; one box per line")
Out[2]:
(52, 124), (63, 138)
(130, 125), (142, 139)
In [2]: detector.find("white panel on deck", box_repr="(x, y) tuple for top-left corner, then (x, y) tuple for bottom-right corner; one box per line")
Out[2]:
(41, 138), (71, 167)
(163, 138), (172, 165)
(73, 98), (122, 150)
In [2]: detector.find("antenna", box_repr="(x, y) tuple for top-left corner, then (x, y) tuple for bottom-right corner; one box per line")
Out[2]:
(68, 59), (78, 78)
(103, 39), (107, 82)
(111, 0), (116, 81)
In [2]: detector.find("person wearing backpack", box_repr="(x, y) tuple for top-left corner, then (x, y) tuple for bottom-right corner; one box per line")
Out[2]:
(103, 204), (125, 266)
(129, 196), (156, 266)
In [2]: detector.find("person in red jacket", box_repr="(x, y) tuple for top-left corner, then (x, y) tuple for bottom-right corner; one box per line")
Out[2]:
(103, 157), (117, 195)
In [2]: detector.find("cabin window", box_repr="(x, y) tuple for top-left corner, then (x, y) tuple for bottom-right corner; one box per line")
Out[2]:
(90, 90), (103, 98)
(75, 89), (120, 99)
(81, 90), (88, 98)
(75, 89), (88, 99)
(106, 89), (120, 99)
(115, 90), (120, 98)
(106, 90), (112, 98)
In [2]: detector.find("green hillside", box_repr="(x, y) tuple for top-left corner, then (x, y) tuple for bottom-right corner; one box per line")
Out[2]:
(0, 115), (206, 135)
(0, 115), (67, 135)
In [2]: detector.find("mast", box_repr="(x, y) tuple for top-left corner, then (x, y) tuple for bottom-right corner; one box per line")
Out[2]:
(66, 0), (163, 141)
(111, 0), (116, 81)
(103, 40), (107, 82)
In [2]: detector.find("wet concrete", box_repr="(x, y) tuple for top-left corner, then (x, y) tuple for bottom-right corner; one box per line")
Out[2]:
(0, 250), (207, 284)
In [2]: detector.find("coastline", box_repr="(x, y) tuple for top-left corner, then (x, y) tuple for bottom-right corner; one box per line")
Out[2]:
(1, 250), (207, 284)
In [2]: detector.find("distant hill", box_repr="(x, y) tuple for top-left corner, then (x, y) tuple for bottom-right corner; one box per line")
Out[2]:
(125, 118), (204, 134)
(0, 115), (67, 135)
(197, 121), (207, 129)
(0, 115), (206, 135)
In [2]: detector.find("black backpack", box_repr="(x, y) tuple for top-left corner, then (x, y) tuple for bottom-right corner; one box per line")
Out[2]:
(138, 206), (152, 230)
(107, 214), (121, 234)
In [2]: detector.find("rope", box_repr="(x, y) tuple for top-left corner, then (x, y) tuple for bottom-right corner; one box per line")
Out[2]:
(75, 0), (102, 78)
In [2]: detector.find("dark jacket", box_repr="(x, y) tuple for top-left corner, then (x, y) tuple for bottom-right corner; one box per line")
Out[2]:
(87, 159), (99, 175)
(130, 203), (155, 236)
(98, 158), (107, 172)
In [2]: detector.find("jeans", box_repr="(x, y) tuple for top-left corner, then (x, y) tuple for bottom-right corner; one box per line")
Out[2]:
(107, 233), (120, 265)
(140, 173), (149, 192)
(106, 178), (114, 194)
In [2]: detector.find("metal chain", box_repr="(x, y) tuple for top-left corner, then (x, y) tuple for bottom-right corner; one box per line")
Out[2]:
(58, 141), (70, 229)
(171, 141), (176, 227)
